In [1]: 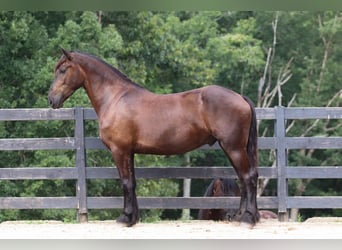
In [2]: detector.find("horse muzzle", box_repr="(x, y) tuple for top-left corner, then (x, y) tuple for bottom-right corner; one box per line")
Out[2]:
(48, 92), (64, 109)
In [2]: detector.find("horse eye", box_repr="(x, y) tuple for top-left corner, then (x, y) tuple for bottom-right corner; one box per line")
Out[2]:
(59, 64), (71, 74)
(59, 67), (67, 74)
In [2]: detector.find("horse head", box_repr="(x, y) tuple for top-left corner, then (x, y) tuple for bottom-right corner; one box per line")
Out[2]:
(48, 48), (85, 109)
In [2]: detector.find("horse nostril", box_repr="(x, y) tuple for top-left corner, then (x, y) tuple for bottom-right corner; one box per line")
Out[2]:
(48, 97), (53, 107)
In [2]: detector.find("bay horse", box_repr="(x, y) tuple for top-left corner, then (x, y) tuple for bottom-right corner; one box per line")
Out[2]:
(198, 178), (240, 221)
(48, 49), (259, 227)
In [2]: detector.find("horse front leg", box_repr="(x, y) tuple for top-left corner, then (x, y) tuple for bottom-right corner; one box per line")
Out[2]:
(112, 150), (139, 226)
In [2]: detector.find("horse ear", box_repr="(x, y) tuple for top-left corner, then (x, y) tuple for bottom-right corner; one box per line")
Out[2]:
(61, 48), (72, 61)
(213, 179), (220, 194)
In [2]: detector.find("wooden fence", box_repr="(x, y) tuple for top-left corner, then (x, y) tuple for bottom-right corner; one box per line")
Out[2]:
(0, 107), (341, 222)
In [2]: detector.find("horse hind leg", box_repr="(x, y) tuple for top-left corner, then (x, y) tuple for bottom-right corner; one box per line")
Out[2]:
(221, 144), (259, 226)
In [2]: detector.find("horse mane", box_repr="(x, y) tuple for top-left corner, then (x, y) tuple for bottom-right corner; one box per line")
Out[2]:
(203, 179), (216, 197)
(221, 178), (240, 195)
(72, 51), (144, 89)
(204, 178), (240, 197)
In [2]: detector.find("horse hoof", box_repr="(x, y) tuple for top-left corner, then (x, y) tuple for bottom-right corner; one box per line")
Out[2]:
(116, 214), (138, 227)
(239, 211), (257, 227)
(232, 210), (257, 227)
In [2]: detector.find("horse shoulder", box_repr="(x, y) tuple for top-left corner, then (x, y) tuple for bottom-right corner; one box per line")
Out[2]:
(98, 90), (145, 151)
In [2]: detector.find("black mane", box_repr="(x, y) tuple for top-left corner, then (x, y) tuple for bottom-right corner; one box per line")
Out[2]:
(204, 178), (240, 197)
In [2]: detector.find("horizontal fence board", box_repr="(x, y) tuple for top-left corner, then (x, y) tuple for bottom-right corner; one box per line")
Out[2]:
(199, 138), (277, 150)
(0, 197), (77, 209)
(286, 137), (342, 149)
(258, 167), (278, 178)
(86, 167), (236, 179)
(287, 167), (342, 179)
(85, 137), (277, 150)
(87, 197), (278, 209)
(288, 196), (342, 208)
(8, 136), (341, 151)
(83, 108), (98, 120)
(285, 108), (342, 120)
(255, 108), (276, 120)
(0, 108), (74, 121)
(258, 137), (276, 149)
(85, 137), (107, 150)
(86, 167), (276, 179)
(2, 107), (340, 121)
(14, 108), (277, 121)
(3, 196), (339, 210)
(0, 138), (76, 150)
(0, 168), (77, 180)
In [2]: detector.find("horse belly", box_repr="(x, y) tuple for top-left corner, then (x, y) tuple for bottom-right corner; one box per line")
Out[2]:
(135, 125), (215, 155)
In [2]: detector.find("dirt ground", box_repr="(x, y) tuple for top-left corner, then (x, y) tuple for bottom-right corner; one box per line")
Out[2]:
(0, 217), (341, 239)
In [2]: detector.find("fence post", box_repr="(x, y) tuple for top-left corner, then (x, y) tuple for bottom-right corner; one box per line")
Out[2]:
(181, 153), (191, 220)
(275, 106), (288, 221)
(75, 107), (88, 223)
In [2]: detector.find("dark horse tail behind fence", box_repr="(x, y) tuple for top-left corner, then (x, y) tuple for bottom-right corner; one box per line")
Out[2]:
(48, 49), (260, 227)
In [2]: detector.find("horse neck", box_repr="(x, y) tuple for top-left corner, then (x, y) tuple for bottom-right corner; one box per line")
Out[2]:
(78, 58), (144, 117)
(83, 77), (120, 113)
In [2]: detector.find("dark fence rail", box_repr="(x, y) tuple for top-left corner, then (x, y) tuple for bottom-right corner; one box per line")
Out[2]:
(0, 107), (342, 222)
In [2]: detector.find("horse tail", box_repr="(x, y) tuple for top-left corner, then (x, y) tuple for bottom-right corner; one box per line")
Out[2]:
(243, 96), (258, 171)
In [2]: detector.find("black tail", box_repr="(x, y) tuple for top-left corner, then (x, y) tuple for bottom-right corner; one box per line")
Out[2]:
(243, 96), (258, 170)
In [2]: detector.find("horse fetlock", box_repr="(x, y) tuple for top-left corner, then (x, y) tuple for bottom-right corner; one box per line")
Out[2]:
(239, 210), (258, 226)
(116, 211), (139, 227)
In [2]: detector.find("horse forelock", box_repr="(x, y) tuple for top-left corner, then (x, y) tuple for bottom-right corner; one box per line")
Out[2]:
(55, 56), (68, 72)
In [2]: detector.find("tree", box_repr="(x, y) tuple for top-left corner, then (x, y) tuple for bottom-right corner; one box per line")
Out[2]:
(206, 16), (265, 97)
(253, 11), (342, 220)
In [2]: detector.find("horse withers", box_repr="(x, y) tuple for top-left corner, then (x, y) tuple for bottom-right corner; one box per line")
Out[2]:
(48, 49), (260, 227)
